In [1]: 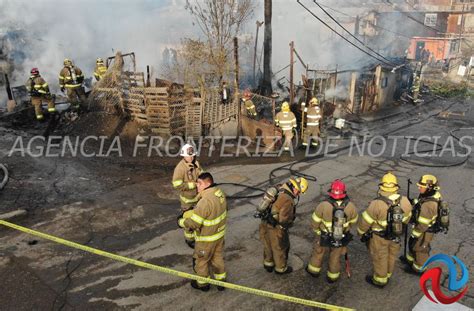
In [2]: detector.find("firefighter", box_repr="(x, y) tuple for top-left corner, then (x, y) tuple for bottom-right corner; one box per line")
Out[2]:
(411, 75), (421, 103)
(178, 172), (227, 291)
(358, 172), (412, 288)
(25, 68), (56, 120)
(259, 177), (308, 274)
(404, 175), (445, 274)
(302, 97), (322, 147)
(242, 89), (257, 118)
(172, 144), (203, 248)
(59, 58), (87, 110)
(93, 58), (107, 81)
(306, 180), (358, 283)
(275, 102), (297, 152)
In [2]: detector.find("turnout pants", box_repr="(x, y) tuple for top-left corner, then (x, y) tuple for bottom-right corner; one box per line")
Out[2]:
(66, 87), (87, 109)
(282, 129), (294, 151)
(193, 238), (226, 287)
(307, 238), (344, 280)
(407, 232), (433, 272)
(259, 223), (290, 273)
(31, 96), (55, 120)
(369, 234), (400, 285)
(302, 125), (320, 147)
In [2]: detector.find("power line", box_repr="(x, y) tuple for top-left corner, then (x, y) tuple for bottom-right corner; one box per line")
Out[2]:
(382, 0), (443, 34)
(313, 0), (397, 66)
(296, 0), (395, 67)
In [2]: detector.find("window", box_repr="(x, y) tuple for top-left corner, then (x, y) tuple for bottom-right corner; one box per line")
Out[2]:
(381, 77), (388, 88)
(424, 13), (437, 27)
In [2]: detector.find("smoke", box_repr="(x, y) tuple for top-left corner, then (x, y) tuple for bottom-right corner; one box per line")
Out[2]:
(0, 0), (418, 106)
(0, 0), (195, 93)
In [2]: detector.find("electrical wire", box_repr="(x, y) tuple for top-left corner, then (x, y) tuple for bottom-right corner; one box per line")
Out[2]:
(381, 0), (443, 34)
(313, 0), (397, 66)
(296, 0), (396, 67)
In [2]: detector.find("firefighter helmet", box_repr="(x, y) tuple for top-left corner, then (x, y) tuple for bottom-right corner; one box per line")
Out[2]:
(379, 172), (399, 193)
(30, 68), (39, 76)
(180, 143), (196, 157)
(243, 89), (251, 100)
(64, 58), (73, 66)
(309, 97), (319, 106)
(96, 57), (104, 64)
(289, 177), (308, 194)
(329, 179), (346, 200)
(281, 101), (290, 112)
(417, 174), (439, 190)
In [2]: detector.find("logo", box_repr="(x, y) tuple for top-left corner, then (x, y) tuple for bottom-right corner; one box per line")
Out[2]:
(420, 254), (469, 304)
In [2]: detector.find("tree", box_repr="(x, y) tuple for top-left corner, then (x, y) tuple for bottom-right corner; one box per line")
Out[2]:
(185, 0), (255, 84)
(261, 0), (273, 96)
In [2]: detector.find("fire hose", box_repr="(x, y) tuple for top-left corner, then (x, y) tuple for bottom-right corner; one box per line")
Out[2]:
(0, 164), (8, 191)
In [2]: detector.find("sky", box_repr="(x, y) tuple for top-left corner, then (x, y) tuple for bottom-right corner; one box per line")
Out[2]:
(0, 0), (393, 102)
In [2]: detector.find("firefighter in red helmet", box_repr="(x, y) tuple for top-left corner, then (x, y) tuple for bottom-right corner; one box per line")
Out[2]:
(306, 180), (358, 283)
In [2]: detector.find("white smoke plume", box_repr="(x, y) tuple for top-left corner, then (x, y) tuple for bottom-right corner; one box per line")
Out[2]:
(0, 0), (412, 107)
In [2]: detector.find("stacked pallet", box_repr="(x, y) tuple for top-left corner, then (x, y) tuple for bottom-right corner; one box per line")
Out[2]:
(202, 88), (238, 124)
(186, 96), (203, 138)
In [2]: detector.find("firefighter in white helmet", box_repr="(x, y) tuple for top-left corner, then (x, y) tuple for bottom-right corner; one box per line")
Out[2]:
(172, 143), (203, 248)
(275, 102), (297, 152)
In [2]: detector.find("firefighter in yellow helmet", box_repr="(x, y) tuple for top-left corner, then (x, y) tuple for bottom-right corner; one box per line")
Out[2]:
(242, 89), (257, 118)
(178, 172), (227, 291)
(306, 180), (358, 283)
(25, 68), (56, 120)
(59, 58), (87, 110)
(275, 101), (297, 152)
(259, 177), (308, 274)
(403, 175), (445, 274)
(302, 97), (322, 147)
(93, 58), (107, 81)
(172, 143), (203, 248)
(358, 172), (412, 288)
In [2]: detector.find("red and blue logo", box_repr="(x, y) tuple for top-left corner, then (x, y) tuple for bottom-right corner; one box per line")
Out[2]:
(420, 254), (469, 304)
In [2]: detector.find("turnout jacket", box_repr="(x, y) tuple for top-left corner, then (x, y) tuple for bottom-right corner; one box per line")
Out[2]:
(270, 183), (297, 228)
(275, 111), (297, 131)
(59, 66), (84, 88)
(172, 159), (203, 206)
(358, 191), (412, 236)
(25, 76), (50, 96)
(411, 191), (442, 238)
(311, 198), (358, 235)
(184, 186), (227, 243)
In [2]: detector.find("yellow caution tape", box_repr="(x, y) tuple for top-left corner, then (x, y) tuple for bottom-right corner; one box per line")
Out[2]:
(0, 220), (353, 310)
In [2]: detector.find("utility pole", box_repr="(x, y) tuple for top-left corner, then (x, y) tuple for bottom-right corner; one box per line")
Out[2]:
(290, 41), (294, 106)
(253, 21), (264, 88)
(234, 37), (241, 137)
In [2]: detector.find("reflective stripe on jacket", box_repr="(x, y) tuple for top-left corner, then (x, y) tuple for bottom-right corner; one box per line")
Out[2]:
(184, 187), (227, 242)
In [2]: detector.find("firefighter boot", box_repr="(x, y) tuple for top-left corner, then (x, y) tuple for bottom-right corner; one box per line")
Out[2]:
(191, 280), (210, 292)
(275, 266), (293, 275)
(365, 275), (386, 289)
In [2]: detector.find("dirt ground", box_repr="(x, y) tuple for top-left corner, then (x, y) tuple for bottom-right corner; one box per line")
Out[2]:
(0, 96), (473, 310)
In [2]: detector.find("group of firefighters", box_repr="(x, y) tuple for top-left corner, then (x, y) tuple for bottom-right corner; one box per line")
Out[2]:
(25, 58), (108, 120)
(243, 93), (324, 151)
(173, 144), (447, 291)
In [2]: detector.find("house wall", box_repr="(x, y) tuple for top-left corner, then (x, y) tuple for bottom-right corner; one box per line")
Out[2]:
(377, 70), (399, 108)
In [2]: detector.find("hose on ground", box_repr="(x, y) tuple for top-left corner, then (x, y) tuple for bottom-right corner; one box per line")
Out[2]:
(0, 164), (9, 191)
